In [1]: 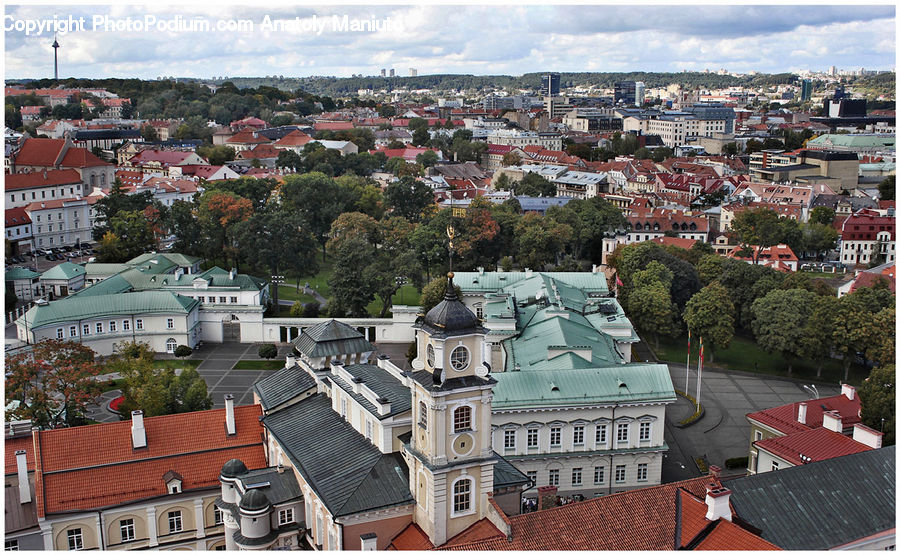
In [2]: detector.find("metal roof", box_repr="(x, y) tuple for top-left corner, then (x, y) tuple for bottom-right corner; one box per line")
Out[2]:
(40, 262), (85, 281)
(727, 446), (895, 550)
(452, 271), (609, 296)
(70, 274), (134, 297)
(261, 394), (414, 517)
(5, 267), (40, 281)
(292, 320), (374, 359)
(18, 291), (199, 329)
(252, 365), (317, 411)
(328, 363), (412, 420)
(492, 364), (676, 409)
(235, 467), (303, 506)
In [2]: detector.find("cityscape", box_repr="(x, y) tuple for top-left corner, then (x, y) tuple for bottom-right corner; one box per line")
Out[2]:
(3, 3), (896, 552)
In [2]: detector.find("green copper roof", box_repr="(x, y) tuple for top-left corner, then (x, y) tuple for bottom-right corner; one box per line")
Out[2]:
(83, 263), (130, 278)
(18, 291), (199, 329)
(5, 267), (41, 281)
(70, 274), (134, 297)
(40, 262), (86, 281)
(452, 271), (609, 296)
(807, 134), (895, 148)
(126, 252), (201, 268)
(491, 364), (676, 409)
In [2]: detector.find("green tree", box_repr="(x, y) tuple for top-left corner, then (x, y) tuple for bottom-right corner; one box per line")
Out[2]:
(384, 176), (434, 223)
(196, 190), (254, 267)
(750, 288), (817, 375)
(5, 339), (102, 428)
(878, 175), (895, 201)
(174, 345), (192, 359)
(290, 300), (305, 317)
(696, 254), (725, 285)
(419, 275), (463, 314)
(514, 173), (556, 197)
(832, 288), (895, 380)
(858, 364), (895, 446)
(412, 127), (430, 146)
(721, 142), (739, 156)
(731, 208), (784, 263)
(514, 213), (573, 270)
(797, 295), (840, 378)
(328, 236), (376, 317)
(809, 206), (836, 226)
(281, 172), (352, 261)
(168, 199), (203, 256)
(627, 264), (678, 349)
(276, 149), (303, 171)
(683, 281), (735, 363)
(416, 149), (439, 168)
(501, 151), (521, 167)
(232, 210), (319, 277)
(197, 145), (236, 166)
(258, 344), (278, 359)
(650, 147), (674, 163)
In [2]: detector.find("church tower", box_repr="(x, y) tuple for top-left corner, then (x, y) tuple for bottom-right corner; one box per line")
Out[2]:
(403, 272), (496, 547)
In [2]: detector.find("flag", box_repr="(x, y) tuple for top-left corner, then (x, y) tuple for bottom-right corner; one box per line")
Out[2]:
(699, 337), (704, 364)
(615, 274), (623, 287)
(687, 329), (691, 349)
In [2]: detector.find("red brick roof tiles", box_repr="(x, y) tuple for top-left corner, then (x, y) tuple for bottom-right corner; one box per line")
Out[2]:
(388, 522), (434, 550)
(314, 121), (355, 131)
(650, 236), (699, 250)
(753, 426), (872, 465)
(840, 212), (896, 241)
(5, 168), (82, 191)
(226, 130), (272, 145)
(59, 146), (113, 168)
(273, 130), (312, 147)
(694, 519), (781, 550)
(849, 264), (895, 294)
(4, 436), (35, 475)
(238, 144), (281, 159)
(5, 206), (32, 227)
(747, 392), (861, 435)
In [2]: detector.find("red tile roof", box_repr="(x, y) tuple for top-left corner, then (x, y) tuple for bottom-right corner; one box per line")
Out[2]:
(115, 169), (146, 186)
(4, 436), (35, 476)
(273, 129), (312, 147)
(128, 149), (197, 166)
(388, 522), (434, 550)
(5, 168), (82, 191)
(754, 426), (872, 466)
(849, 264), (895, 294)
(727, 244), (798, 264)
(24, 196), (98, 212)
(5, 206), (32, 227)
(33, 405), (266, 517)
(314, 121), (355, 131)
(12, 138), (114, 168)
(179, 164), (226, 179)
(650, 236), (699, 250)
(747, 391), (861, 435)
(693, 519), (781, 550)
(840, 211), (896, 242)
(238, 144), (281, 159)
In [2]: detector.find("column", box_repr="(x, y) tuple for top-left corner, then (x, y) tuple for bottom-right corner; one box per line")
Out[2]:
(194, 498), (206, 539)
(147, 506), (158, 547)
(41, 523), (53, 550)
(96, 513), (104, 549)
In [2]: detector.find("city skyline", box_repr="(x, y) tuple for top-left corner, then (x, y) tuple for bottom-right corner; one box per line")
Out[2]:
(4, 4), (896, 81)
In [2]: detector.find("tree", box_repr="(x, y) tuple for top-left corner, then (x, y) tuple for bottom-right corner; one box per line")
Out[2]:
(276, 149), (303, 171)
(809, 206), (836, 226)
(858, 364), (895, 446)
(627, 262), (678, 349)
(384, 176), (434, 223)
(721, 142), (739, 156)
(303, 302), (321, 317)
(750, 288), (817, 375)
(412, 127), (430, 146)
(514, 213), (573, 270)
(650, 147), (674, 163)
(174, 345), (192, 359)
(419, 276), (463, 314)
(281, 172), (352, 261)
(501, 151), (521, 167)
(832, 288), (896, 380)
(416, 149), (439, 168)
(196, 190), (254, 267)
(5, 339), (102, 428)
(878, 175), (895, 201)
(108, 342), (213, 418)
(233, 210), (319, 277)
(514, 173), (556, 197)
(683, 281), (735, 363)
(328, 236), (376, 317)
(696, 254), (725, 285)
(197, 145), (236, 166)
(290, 300), (304, 317)
(634, 147), (652, 160)
(168, 199), (203, 256)
(731, 208), (784, 263)
(258, 344), (278, 359)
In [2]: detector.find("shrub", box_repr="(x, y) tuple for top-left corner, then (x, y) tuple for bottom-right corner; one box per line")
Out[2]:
(174, 345), (192, 358)
(725, 456), (749, 469)
(258, 344), (278, 359)
(302, 302), (320, 318)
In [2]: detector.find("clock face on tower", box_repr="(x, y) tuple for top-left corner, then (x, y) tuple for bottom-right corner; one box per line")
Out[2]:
(449, 346), (469, 372)
(452, 432), (474, 456)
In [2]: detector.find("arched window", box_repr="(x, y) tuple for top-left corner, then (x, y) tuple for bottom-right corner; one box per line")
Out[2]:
(452, 477), (473, 514)
(165, 338), (177, 353)
(418, 401), (427, 429)
(453, 406), (472, 433)
(426, 344), (435, 369)
(634, 223), (642, 231)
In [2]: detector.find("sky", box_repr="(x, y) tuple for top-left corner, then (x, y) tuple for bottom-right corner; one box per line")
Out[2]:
(3, 4), (896, 80)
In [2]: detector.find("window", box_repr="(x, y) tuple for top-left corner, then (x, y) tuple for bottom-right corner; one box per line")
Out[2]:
(754, 430), (762, 441)
(168, 510), (183, 533)
(166, 318), (174, 329)
(504, 429), (516, 449)
(771, 461), (779, 472)
(278, 508), (294, 526)
(82, 324), (90, 336)
(548, 469), (559, 486)
(639, 422), (651, 442)
(219, 296), (226, 303)
(571, 467), (582, 486)
(449, 345), (469, 371)
(4, 539), (18, 550)
(136, 319), (143, 330)
(474, 303), (483, 319)
(573, 425), (584, 445)
(67, 528), (83, 550)
(57, 328), (64, 339)
(527, 428), (538, 448)
(341, 398), (347, 417)
(365, 419), (373, 440)
(418, 401), (427, 429)
(615, 465), (626, 483)
(166, 339), (177, 353)
(637, 463), (648, 482)
(617, 422), (629, 443)
(96, 322), (103, 334)
(595, 424), (607, 445)
(109, 320), (116, 332)
(69, 326), (77, 337)
(526, 470), (537, 485)
(198, 296), (205, 303)
(425, 343), (435, 368)
(122, 320), (130, 331)
(120, 519), (135, 542)
(594, 466), (605, 485)
(453, 479), (472, 514)
(549, 426), (561, 447)
(213, 506), (223, 525)
(454, 406), (472, 432)
(230, 296), (238, 303)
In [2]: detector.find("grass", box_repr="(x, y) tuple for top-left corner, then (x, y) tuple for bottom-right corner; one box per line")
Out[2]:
(277, 285), (316, 304)
(365, 284), (422, 317)
(285, 258), (334, 299)
(653, 332), (871, 385)
(233, 360), (284, 370)
(152, 359), (202, 370)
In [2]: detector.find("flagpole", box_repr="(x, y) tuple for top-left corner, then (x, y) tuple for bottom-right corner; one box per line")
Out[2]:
(685, 330), (691, 393)
(696, 338), (703, 407)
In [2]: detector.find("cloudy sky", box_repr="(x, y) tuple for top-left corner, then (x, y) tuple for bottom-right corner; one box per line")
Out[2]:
(4, 4), (896, 80)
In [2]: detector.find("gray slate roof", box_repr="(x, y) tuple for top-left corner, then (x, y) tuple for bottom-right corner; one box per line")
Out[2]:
(727, 446), (895, 550)
(235, 467), (303, 506)
(329, 363), (412, 420)
(492, 454), (529, 489)
(261, 394), (413, 517)
(292, 320), (374, 358)
(252, 365), (317, 411)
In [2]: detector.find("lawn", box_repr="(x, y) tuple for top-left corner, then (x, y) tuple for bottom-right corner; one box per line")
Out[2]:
(277, 285), (317, 304)
(652, 332), (871, 385)
(285, 258), (333, 299)
(233, 360), (284, 370)
(365, 284), (422, 317)
(152, 359), (202, 371)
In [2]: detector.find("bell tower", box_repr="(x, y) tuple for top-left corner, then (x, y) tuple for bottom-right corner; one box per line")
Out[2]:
(403, 272), (496, 547)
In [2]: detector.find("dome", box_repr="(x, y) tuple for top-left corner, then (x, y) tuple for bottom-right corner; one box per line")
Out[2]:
(221, 458), (248, 478)
(423, 273), (480, 334)
(239, 489), (272, 512)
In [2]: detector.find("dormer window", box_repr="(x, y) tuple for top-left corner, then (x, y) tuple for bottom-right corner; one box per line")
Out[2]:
(163, 470), (183, 494)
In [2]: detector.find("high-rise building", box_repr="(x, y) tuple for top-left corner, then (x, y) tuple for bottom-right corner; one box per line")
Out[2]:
(409, 68), (417, 77)
(380, 68), (386, 77)
(800, 79), (812, 102)
(542, 73), (560, 96)
(389, 68), (395, 77)
(614, 81), (637, 105)
(635, 82), (646, 106)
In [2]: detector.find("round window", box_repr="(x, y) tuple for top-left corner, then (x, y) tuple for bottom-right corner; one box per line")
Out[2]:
(450, 346), (470, 371)
(426, 344), (435, 368)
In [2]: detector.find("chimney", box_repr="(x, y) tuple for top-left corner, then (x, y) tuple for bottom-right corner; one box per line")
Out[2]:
(225, 394), (236, 435)
(131, 410), (147, 448)
(360, 533), (377, 551)
(841, 384), (856, 400)
(822, 410), (842, 433)
(229, 268), (236, 280)
(797, 402), (807, 425)
(704, 483), (732, 522)
(852, 423), (883, 449)
(16, 450), (31, 504)
(537, 485), (558, 511)
(708, 465), (721, 479)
